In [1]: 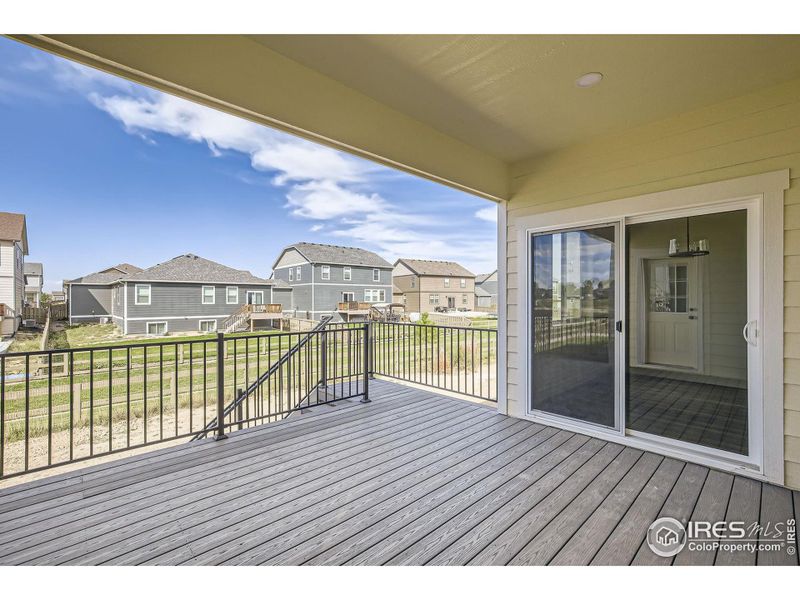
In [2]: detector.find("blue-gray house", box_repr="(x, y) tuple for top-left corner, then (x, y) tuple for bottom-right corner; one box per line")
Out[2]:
(271, 242), (393, 321)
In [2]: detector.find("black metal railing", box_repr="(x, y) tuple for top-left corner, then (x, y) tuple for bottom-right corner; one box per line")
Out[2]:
(0, 323), (368, 479)
(369, 322), (497, 402)
(533, 316), (610, 360)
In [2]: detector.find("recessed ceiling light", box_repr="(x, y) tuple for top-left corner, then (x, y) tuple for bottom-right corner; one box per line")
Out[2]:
(575, 72), (603, 88)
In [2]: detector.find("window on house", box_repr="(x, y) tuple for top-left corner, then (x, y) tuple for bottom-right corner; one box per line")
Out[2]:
(343, 267), (352, 281)
(365, 289), (386, 303)
(411, 276), (416, 288)
(226, 286), (238, 304)
(444, 278), (450, 288)
(288, 269), (293, 281)
(462, 294), (468, 304)
(321, 265), (330, 280)
(429, 294), (439, 305)
(460, 278), (466, 288)
(146, 321), (167, 335)
(342, 292), (355, 302)
(402, 294), (407, 304)
(296, 266), (302, 281)
(135, 284), (151, 305)
(373, 268), (380, 282)
(199, 319), (217, 332)
(201, 285), (216, 304)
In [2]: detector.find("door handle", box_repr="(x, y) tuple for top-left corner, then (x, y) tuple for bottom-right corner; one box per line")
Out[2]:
(742, 320), (758, 346)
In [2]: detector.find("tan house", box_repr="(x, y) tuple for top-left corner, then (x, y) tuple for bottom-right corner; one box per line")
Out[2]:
(393, 259), (475, 313)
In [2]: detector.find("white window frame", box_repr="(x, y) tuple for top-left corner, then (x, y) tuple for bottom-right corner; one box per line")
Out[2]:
(199, 319), (217, 333)
(134, 284), (151, 306)
(429, 294), (439, 305)
(364, 289), (386, 303)
(201, 285), (216, 305)
(288, 269), (294, 282)
(226, 286), (238, 304)
(146, 321), (167, 335)
(514, 169), (788, 485)
(444, 278), (450, 288)
(460, 278), (466, 288)
(372, 268), (380, 282)
(411, 276), (416, 288)
(295, 266), (302, 281)
(342, 291), (355, 302)
(343, 266), (352, 281)
(321, 265), (330, 280)
(462, 294), (468, 304)
(246, 290), (265, 305)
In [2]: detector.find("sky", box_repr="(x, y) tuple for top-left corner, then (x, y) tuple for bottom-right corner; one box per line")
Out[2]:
(0, 37), (497, 293)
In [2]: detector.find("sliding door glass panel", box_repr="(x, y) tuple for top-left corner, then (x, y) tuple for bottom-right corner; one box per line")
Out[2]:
(625, 210), (749, 456)
(530, 225), (616, 428)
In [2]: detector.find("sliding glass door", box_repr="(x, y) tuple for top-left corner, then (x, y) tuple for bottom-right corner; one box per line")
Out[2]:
(529, 224), (619, 429)
(625, 209), (752, 458)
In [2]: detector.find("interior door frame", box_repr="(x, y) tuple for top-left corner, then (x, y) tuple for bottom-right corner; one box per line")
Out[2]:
(636, 256), (704, 373)
(515, 169), (787, 485)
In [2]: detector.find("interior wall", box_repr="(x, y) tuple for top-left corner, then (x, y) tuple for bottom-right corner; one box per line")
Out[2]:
(627, 211), (748, 383)
(504, 76), (800, 489)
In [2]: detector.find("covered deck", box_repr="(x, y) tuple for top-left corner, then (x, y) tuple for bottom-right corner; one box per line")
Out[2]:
(0, 379), (796, 566)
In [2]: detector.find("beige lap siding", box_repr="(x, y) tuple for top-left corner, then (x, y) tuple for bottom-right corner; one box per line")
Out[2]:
(504, 76), (800, 489)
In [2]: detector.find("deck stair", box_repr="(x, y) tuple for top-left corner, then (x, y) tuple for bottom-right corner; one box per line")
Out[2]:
(193, 315), (333, 440)
(221, 303), (283, 333)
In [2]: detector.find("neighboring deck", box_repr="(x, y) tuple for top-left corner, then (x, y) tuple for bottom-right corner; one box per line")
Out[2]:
(0, 379), (797, 566)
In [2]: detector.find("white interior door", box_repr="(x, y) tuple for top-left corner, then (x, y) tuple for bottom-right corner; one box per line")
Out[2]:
(645, 258), (700, 369)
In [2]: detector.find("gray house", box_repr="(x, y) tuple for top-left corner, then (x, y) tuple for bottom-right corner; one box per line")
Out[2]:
(23, 262), (44, 308)
(475, 270), (498, 311)
(67, 263), (143, 325)
(69, 255), (281, 335)
(271, 242), (393, 321)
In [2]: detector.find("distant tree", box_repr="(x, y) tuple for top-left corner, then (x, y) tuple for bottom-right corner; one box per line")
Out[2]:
(40, 292), (52, 306)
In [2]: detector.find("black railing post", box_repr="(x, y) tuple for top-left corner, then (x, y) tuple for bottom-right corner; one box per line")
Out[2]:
(361, 322), (370, 403)
(317, 328), (329, 403)
(236, 388), (244, 431)
(214, 332), (227, 440)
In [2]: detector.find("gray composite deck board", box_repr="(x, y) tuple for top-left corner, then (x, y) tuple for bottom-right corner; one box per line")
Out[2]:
(0, 379), (796, 566)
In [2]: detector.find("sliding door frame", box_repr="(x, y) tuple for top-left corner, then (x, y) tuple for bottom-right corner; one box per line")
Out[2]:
(514, 169), (787, 485)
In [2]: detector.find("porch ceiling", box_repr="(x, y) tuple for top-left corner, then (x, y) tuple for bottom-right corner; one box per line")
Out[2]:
(12, 35), (800, 200)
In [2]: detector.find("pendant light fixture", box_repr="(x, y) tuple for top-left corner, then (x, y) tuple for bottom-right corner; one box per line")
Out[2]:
(668, 216), (710, 258)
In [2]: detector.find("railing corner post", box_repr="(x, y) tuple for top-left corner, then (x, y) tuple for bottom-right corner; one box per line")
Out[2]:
(361, 322), (371, 403)
(214, 331), (228, 440)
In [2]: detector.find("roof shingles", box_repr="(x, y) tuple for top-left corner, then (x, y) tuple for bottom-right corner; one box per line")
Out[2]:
(125, 254), (272, 285)
(395, 258), (475, 278)
(284, 242), (391, 268)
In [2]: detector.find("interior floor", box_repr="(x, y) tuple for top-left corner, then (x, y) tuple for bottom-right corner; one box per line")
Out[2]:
(626, 373), (748, 456)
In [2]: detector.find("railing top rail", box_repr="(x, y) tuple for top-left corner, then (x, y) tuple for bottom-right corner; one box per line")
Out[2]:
(374, 321), (497, 333)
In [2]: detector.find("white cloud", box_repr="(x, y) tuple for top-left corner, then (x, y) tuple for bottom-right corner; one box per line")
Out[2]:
(40, 53), (497, 273)
(475, 205), (498, 223)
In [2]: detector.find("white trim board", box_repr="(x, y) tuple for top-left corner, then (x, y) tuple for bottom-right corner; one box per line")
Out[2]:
(512, 169), (787, 485)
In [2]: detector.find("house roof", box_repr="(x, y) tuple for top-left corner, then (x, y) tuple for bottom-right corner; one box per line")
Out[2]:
(68, 263), (144, 285)
(393, 284), (402, 294)
(475, 270), (497, 284)
(395, 259), (475, 278)
(0, 212), (28, 254)
(23, 262), (43, 276)
(276, 242), (392, 269)
(475, 286), (492, 297)
(124, 254), (274, 285)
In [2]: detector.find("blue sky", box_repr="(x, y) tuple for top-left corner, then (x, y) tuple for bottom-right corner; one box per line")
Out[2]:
(0, 37), (497, 292)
